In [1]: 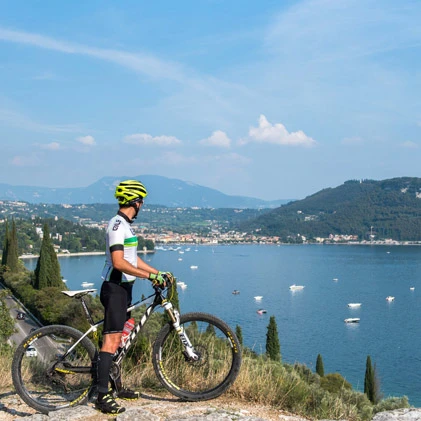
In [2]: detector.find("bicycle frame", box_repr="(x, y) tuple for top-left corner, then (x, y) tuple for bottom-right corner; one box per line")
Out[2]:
(58, 286), (198, 370)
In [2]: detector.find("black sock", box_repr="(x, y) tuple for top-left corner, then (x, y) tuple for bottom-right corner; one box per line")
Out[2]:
(97, 351), (114, 395)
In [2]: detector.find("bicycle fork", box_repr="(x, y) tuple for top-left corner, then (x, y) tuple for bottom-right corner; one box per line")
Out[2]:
(162, 301), (199, 362)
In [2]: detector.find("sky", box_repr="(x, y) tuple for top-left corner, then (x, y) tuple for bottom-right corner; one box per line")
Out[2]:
(0, 0), (420, 201)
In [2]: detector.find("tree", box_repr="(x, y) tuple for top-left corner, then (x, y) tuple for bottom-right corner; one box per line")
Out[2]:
(235, 324), (243, 347)
(364, 355), (375, 403)
(365, 355), (381, 404)
(320, 373), (352, 394)
(265, 315), (281, 362)
(34, 224), (63, 289)
(316, 353), (325, 377)
(6, 220), (19, 272)
(1, 220), (9, 266)
(0, 289), (16, 342)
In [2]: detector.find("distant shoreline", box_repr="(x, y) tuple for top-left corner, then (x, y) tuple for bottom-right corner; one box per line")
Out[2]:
(19, 250), (155, 260)
(19, 241), (421, 260)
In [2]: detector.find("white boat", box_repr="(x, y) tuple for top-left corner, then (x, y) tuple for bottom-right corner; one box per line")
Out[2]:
(254, 296), (263, 301)
(344, 318), (360, 323)
(289, 284), (304, 290)
(178, 258), (183, 261)
(177, 281), (187, 289)
(347, 303), (362, 308)
(190, 265), (198, 269)
(386, 296), (395, 302)
(232, 290), (240, 295)
(333, 278), (339, 282)
(81, 282), (94, 288)
(410, 287), (415, 291)
(256, 309), (267, 314)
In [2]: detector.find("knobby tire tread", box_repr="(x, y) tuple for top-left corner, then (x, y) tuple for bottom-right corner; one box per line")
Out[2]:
(152, 312), (242, 401)
(12, 325), (96, 414)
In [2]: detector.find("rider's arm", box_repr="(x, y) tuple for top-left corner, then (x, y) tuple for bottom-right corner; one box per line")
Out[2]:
(111, 250), (158, 279)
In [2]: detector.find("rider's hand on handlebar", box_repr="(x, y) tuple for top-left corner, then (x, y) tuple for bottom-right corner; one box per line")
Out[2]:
(159, 271), (175, 285)
(149, 272), (174, 288)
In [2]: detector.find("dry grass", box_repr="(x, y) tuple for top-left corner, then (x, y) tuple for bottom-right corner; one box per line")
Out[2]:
(0, 347), (14, 391)
(2, 343), (409, 421)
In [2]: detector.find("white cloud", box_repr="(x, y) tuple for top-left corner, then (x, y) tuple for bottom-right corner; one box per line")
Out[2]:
(0, 107), (84, 134)
(123, 133), (182, 146)
(401, 141), (419, 149)
(0, 27), (215, 93)
(11, 155), (40, 167)
(77, 135), (96, 146)
(199, 130), (231, 148)
(240, 115), (316, 147)
(40, 142), (60, 150)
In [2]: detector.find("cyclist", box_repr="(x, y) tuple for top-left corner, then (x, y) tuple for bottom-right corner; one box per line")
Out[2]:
(96, 179), (173, 415)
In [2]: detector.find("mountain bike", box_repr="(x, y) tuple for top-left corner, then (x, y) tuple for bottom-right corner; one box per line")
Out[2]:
(11, 282), (242, 414)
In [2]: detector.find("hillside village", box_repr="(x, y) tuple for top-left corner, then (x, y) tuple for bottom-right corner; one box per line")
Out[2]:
(2, 200), (421, 256)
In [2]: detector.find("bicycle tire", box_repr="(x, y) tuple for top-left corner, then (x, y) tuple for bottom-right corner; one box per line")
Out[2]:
(152, 312), (242, 401)
(12, 325), (96, 414)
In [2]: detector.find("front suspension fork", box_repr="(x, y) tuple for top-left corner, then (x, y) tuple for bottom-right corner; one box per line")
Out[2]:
(162, 301), (199, 361)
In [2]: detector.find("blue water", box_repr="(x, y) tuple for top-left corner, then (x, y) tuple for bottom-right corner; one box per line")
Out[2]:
(24, 244), (421, 405)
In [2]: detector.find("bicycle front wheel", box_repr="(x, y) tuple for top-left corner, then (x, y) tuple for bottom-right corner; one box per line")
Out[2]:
(12, 325), (96, 414)
(153, 312), (242, 401)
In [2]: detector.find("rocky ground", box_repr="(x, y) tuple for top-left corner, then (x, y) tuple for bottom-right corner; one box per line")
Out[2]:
(0, 390), (309, 421)
(1, 390), (420, 421)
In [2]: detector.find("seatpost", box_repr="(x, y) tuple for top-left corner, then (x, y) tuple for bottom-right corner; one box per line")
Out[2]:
(80, 297), (95, 326)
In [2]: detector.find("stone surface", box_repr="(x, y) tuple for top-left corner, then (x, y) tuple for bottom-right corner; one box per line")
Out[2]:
(1, 390), (418, 421)
(372, 408), (421, 420)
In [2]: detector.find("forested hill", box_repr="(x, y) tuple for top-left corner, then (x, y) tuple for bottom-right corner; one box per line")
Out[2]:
(238, 177), (421, 241)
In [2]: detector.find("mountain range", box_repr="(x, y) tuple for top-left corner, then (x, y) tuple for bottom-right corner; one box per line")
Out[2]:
(0, 175), (291, 209)
(238, 177), (421, 241)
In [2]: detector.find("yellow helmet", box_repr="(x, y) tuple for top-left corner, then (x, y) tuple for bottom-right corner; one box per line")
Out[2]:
(115, 180), (148, 205)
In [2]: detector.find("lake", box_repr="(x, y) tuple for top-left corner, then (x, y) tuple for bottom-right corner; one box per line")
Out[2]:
(24, 244), (421, 405)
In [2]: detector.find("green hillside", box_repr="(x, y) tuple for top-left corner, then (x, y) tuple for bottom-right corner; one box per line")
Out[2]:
(238, 177), (421, 241)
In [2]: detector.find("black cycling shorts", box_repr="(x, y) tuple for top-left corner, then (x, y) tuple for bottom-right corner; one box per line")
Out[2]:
(100, 281), (133, 335)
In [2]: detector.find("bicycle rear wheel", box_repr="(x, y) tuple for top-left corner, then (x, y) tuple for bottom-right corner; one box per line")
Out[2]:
(12, 325), (96, 414)
(152, 312), (242, 401)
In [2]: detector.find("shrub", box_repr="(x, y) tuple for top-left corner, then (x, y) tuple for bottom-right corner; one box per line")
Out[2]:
(373, 396), (410, 414)
(320, 372), (352, 394)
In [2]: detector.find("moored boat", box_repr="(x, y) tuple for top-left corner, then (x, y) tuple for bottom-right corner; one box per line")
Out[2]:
(81, 282), (94, 288)
(289, 284), (304, 290)
(344, 318), (360, 323)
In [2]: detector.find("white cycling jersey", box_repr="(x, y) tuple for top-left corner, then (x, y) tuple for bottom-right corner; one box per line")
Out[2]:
(101, 211), (138, 283)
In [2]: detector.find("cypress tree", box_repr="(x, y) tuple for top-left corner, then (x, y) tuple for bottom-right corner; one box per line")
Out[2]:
(364, 355), (375, 403)
(1, 220), (9, 266)
(0, 289), (16, 341)
(316, 353), (325, 377)
(171, 278), (180, 311)
(6, 220), (19, 272)
(265, 315), (281, 362)
(235, 324), (243, 347)
(34, 224), (62, 289)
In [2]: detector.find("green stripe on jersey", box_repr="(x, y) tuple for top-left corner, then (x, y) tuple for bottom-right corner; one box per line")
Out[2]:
(124, 237), (138, 247)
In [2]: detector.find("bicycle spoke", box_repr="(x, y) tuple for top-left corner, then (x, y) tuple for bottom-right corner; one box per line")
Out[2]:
(12, 326), (95, 414)
(153, 312), (241, 400)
